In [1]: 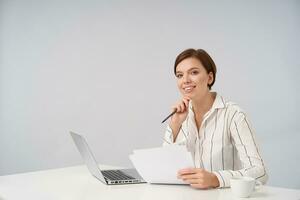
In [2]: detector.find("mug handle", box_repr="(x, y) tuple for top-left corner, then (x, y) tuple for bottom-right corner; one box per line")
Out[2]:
(255, 180), (262, 190)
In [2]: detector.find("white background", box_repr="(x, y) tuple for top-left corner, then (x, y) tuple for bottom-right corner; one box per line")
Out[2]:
(0, 0), (299, 189)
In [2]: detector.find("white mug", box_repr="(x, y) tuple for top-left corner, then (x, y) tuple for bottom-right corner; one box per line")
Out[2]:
(230, 177), (262, 198)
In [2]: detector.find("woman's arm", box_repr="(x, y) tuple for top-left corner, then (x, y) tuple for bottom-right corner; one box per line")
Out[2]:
(213, 112), (268, 188)
(163, 97), (190, 145)
(163, 124), (189, 145)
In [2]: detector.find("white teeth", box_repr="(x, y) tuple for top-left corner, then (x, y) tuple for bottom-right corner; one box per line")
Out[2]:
(184, 87), (194, 91)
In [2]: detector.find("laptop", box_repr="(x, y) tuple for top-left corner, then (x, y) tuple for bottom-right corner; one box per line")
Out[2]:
(70, 131), (146, 185)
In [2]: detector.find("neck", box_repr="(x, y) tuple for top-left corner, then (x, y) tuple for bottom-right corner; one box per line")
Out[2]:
(192, 92), (216, 116)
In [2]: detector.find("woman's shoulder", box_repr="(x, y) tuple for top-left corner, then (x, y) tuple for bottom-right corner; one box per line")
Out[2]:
(219, 95), (246, 116)
(219, 95), (249, 125)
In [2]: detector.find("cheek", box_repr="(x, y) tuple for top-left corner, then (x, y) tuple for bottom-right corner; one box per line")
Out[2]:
(176, 80), (182, 89)
(194, 76), (207, 86)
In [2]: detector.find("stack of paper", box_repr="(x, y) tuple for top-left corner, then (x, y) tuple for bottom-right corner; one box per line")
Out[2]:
(129, 145), (194, 184)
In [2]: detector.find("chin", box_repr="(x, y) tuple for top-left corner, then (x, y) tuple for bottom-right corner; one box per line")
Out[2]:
(181, 90), (197, 99)
(183, 93), (194, 99)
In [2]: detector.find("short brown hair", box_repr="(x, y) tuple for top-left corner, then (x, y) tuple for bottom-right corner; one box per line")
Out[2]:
(174, 48), (217, 90)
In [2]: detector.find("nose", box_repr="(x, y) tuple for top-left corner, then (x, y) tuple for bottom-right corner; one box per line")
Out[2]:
(183, 74), (191, 83)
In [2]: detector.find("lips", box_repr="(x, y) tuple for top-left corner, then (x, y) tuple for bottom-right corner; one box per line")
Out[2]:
(183, 86), (196, 92)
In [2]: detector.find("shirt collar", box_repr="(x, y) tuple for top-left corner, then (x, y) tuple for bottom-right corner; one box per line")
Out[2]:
(211, 92), (226, 110)
(188, 92), (226, 116)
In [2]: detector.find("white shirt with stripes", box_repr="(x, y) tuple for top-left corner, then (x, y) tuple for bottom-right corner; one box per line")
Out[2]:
(163, 93), (268, 188)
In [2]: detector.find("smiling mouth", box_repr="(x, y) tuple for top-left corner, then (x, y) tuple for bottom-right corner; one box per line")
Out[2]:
(183, 86), (196, 92)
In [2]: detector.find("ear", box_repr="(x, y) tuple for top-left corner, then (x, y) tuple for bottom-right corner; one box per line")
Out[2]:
(207, 72), (214, 85)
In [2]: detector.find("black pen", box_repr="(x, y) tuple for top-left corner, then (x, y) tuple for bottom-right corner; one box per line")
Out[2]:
(161, 109), (177, 123)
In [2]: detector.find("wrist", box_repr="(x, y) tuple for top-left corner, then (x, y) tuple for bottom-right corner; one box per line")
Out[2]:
(169, 122), (181, 134)
(211, 173), (220, 188)
(168, 123), (181, 142)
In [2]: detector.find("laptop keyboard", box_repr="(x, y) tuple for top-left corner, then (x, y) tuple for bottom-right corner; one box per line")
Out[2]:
(102, 170), (135, 180)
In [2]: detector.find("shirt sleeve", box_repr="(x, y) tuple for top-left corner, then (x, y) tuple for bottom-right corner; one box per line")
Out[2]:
(213, 112), (268, 188)
(163, 124), (188, 146)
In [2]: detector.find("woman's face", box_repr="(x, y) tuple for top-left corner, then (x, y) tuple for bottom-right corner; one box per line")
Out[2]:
(175, 57), (213, 100)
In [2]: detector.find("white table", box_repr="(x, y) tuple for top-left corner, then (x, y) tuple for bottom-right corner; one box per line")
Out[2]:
(0, 165), (299, 200)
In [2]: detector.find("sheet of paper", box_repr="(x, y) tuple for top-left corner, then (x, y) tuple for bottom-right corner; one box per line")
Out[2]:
(129, 145), (194, 184)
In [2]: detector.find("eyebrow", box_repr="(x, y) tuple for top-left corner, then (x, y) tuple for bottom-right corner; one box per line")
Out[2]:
(176, 67), (200, 74)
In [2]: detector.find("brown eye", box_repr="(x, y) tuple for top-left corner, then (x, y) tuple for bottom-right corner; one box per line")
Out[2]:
(176, 74), (183, 78)
(191, 70), (199, 75)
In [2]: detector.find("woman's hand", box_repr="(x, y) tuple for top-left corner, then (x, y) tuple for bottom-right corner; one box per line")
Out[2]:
(169, 97), (190, 136)
(177, 168), (220, 189)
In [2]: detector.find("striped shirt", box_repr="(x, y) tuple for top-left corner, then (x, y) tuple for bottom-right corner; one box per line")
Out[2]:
(163, 93), (268, 188)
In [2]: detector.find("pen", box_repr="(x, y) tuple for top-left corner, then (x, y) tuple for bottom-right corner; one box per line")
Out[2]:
(161, 109), (177, 123)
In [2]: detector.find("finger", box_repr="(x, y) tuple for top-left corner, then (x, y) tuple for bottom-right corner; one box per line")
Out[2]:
(180, 101), (186, 112)
(190, 183), (208, 189)
(182, 98), (189, 108)
(178, 174), (200, 180)
(183, 97), (191, 103)
(176, 105), (182, 113)
(176, 102), (183, 113)
(171, 106), (177, 113)
(173, 104), (179, 113)
(184, 96), (191, 100)
(178, 168), (202, 175)
(183, 96), (191, 101)
(183, 178), (203, 184)
(177, 173), (195, 179)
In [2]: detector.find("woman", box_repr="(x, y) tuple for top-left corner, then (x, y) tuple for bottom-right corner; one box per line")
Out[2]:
(163, 48), (268, 189)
